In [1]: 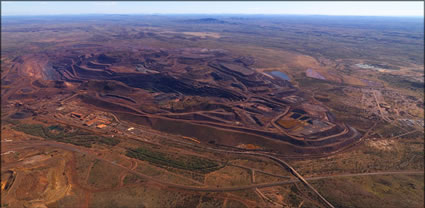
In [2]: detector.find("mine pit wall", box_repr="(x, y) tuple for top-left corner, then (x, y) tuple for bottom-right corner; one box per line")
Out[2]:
(200, 121), (356, 147)
(251, 115), (264, 126)
(208, 63), (250, 78)
(63, 62), (247, 101)
(250, 98), (284, 109)
(209, 63), (271, 88)
(303, 127), (357, 146)
(169, 103), (234, 113)
(212, 66), (291, 89)
(100, 94), (137, 104)
(111, 74), (246, 101)
(73, 65), (114, 79)
(164, 113), (228, 123)
(205, 112), (238, 121)
(43, 64), (65, 80)
(87, 61), (110, 69)
(326, 111), (336, 123)
(275, 89), (298, 97)
(80, 93), (359, 150)
(78, 94), (143, 115)
(270, 97), (291, 105)
(113, 111), (361, 156)
(241, 106), (265, 114)
(304, 125), (345, 139)
(55, 67), (75, 80)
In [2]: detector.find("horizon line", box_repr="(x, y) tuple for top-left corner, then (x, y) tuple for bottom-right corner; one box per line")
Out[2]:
(2, 13), (424, 18)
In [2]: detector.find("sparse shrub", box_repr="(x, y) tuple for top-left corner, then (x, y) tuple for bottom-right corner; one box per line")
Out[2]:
(12, 123), (120, 148)
(126, 147), (221, 173)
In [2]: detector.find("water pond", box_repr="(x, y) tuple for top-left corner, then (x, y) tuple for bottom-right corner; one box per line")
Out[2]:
(267, 71), (290, 81)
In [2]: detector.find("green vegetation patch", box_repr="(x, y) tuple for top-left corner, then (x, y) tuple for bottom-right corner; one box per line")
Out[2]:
(126, 147), (221, 173)
(12, 123), (119, 148)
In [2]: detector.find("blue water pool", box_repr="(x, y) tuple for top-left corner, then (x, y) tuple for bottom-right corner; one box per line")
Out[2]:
(268, 71), (290, 81)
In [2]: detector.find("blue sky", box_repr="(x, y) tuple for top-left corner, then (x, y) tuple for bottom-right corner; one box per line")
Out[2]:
(1, 1), (423, 17)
